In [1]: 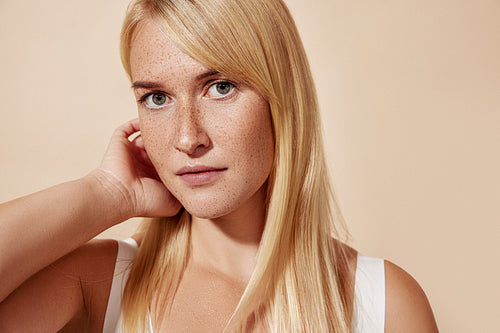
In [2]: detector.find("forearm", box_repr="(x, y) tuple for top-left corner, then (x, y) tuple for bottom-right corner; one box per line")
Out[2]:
(0, 171), (133, 302)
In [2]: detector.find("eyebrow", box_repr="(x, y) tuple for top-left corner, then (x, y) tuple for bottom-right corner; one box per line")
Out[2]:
(196, 70), (220, 80)
(131, 70), (221, 89)
(131, 81), (162, 89)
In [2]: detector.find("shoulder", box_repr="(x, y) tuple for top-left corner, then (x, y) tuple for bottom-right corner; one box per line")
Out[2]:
(59, 239), (119, 330)
(0, 239), (119, 332)
(60, 238), (118, 270)
(52, 238), (118, 287)
(384, 260), (439, 332)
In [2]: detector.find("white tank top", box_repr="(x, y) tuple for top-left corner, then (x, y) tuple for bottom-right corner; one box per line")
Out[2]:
(103, 239), (385, 333)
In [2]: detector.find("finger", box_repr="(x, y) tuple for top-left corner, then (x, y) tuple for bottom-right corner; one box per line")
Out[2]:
(130, 132), (144, 146)
(112, 118), (141, 139)
(128, 131), (142, 143)
(140, 163), (162, 181)
(129, 136), (148, 161)
(133, 151), (162, 180)
(128, 139), (155, 168)
(127, 118), (141, 132)
(137, 148), (156, 168)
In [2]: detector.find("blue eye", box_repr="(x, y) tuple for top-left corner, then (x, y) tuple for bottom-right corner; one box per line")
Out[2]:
(144, 93), (169, 109)
(207, 82), (234, 98)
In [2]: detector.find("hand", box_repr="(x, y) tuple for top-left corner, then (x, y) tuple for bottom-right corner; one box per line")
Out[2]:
(91, 119), (181, 218)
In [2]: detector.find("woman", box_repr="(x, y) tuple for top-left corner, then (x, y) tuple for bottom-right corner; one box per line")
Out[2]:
(0, 0), (438, 332)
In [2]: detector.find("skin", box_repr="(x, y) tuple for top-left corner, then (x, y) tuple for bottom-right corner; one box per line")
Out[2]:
(0, 19), (438, 333)
(130, 21), (275, 330)
(130, 21), (275, 284)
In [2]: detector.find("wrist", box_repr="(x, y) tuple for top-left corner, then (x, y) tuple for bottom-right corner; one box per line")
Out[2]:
(84, 169), (137, 223)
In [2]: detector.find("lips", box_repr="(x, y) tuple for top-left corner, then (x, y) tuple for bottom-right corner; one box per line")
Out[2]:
(176, 165), (227, 186)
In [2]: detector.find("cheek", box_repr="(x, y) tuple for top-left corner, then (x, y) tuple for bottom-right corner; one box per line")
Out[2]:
(231, 104), (274, 178)
(139, 116), (172, 168)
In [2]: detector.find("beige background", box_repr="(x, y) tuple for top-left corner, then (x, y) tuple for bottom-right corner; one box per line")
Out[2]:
(1, 0), (499, 331)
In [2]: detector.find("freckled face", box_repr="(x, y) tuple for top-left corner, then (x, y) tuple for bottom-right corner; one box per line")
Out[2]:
(129, 21), (274, 219)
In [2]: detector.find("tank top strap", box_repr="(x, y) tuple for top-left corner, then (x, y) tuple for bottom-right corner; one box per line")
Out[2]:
(352, 254), (386, 333)
(102, 238), (139, 333)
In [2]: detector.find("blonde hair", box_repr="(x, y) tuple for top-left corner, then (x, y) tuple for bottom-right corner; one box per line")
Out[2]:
(120, 0), (352, 331)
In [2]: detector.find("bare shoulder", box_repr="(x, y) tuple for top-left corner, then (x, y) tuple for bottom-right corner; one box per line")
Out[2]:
(63, 238), (118, 275)
(0, 238), (118, 333)
(61, 238), (119, 332)
(384, 260), (439, 332)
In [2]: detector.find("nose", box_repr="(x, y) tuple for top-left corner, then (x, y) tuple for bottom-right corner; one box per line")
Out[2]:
(173, 100), (210, 156)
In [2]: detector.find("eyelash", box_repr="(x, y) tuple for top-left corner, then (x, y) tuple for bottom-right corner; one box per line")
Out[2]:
(206, 80), (236, 99)
(137, 80), (237, 110)
(137, 91), (169, 109)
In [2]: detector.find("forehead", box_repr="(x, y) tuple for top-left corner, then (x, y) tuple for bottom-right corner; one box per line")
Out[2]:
(129, 21), (207, 82)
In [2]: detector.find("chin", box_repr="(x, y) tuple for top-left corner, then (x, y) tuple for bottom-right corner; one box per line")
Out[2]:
(181, 201), (236, 220)
(174, 189), (251, 220)
(166, 178), (268, 220)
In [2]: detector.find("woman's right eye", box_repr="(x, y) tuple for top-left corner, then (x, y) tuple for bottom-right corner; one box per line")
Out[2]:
(142, 93), (170, 109)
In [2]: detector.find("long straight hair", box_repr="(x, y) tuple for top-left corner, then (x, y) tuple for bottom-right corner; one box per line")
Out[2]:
(119, 0), (352, 331)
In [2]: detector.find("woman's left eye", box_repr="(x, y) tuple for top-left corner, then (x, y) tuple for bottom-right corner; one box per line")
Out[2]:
(206, 81), (235, 98)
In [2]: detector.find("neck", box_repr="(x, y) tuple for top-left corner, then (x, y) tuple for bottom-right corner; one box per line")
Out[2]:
(190, 187), (267, 282)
